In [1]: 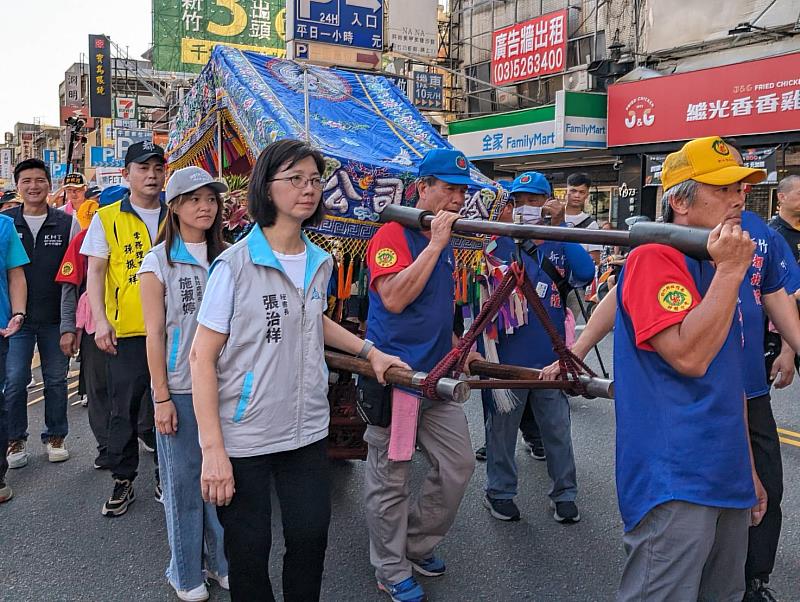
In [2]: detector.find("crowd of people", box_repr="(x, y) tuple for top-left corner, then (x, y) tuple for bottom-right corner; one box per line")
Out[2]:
(1, 134), (800, 602)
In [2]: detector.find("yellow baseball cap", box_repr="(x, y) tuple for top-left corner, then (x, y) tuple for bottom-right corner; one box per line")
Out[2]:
(661, 136), (766, 192)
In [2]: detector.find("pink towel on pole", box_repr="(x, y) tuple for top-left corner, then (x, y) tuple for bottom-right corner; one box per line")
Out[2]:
(388, 389), (421, 462)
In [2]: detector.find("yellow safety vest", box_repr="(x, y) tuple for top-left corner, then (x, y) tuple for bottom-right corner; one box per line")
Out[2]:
(97, 196), (166, 338)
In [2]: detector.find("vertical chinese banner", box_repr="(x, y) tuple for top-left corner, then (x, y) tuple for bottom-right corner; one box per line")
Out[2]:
(88, 34), (112, 118)
(491, 9), (567, 86)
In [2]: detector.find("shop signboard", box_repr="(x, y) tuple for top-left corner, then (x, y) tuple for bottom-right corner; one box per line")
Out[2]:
(0, 148), (13, 181)
(413, 72), (443, 110)
(152, 0), (287, 73)
(288, 0), (383, 51)
(646, 147), (778, 186)
(115, 97), (137, 120)
(491, 9), (567, 86)
(89, 35), (112, 118)
(449, 91), (606, 160)
(95, 166), (128, 189)
(608, 52), (800, 147)
(64, 69), (83, 107)
(387, 0), (438, 58)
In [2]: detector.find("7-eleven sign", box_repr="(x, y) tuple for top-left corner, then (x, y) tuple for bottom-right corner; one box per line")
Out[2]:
(115, 97), (136, 120)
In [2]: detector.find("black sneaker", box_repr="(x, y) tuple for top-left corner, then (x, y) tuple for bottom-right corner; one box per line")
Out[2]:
(483, 495), (521, 521)
(744, 578), (778, 602)
(101, 479), (135, 517)
(155, 471), (163, 504)
(138, 430), (156, 453)
(552, 500), (580, 523)
(526, 441), (546, 461)
(93, 454), (111, 470)
(474, 446), (487, 462)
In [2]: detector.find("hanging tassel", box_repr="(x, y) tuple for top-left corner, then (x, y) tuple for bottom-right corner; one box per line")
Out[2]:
(478, 283), (520, 414)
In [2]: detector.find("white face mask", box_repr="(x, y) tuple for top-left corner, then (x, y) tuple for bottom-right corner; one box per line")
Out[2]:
(513, 205), (542, 225)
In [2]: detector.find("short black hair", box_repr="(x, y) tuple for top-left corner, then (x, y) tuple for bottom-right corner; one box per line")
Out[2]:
(248, 139), (326, 228)
(567, 172), (591, 188)
(14, 158), (51, 184)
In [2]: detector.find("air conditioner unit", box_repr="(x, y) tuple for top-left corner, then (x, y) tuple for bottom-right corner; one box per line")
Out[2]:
(563, 69), (590, 92)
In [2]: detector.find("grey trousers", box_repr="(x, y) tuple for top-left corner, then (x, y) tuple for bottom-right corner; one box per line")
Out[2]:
(485, 388), (577, 502)
(364, 399), (475, 584)
(617, 500), (750, 602)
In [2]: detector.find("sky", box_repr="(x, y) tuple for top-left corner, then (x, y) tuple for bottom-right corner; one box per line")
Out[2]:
(0, 1), (152, 135)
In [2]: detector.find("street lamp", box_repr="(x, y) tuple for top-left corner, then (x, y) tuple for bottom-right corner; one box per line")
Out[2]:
(727, 22), (795, 38)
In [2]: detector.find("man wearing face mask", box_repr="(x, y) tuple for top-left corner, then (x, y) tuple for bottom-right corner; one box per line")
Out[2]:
(481, 171), (595, 523)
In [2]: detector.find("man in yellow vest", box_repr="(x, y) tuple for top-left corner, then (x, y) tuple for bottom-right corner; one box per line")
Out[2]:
(82, 141), (167, 516)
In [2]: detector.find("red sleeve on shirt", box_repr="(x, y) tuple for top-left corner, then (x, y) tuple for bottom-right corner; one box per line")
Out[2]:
(55, 230), (88, 287)
(366, 222), (414, 291)
(621, 244), (703, 351)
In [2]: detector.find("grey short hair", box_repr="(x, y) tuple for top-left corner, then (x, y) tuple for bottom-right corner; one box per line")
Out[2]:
(661, 179), (700, 223)
(778, 175), (800, 195)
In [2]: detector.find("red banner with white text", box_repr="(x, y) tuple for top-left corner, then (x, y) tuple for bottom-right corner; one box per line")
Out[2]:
(607, 52), (800, 147)
(491, 10), (567, 86)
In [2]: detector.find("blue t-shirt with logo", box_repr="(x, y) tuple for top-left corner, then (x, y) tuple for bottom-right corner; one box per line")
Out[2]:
(740, 211), (796, 398)
(366, 223), (455, 372)
(614, 244), (755, 532)
(488, 236), (594, 369)
(0, 214), (29, 325)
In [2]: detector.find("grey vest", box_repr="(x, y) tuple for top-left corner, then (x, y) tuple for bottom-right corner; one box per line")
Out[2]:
(213, 227), (333, 458)
(149, 239), (209, 394)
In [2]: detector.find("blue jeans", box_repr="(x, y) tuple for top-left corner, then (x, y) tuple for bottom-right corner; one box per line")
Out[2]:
(5, 323), (69, 442)
(0, 339), (9, 481)
(156, 393), (227, 590)
(485, 388), (577, 502)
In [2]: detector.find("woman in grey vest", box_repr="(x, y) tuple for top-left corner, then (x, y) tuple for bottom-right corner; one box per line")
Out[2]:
(190, 139), (409, 602)
(139, 166), (230, 602)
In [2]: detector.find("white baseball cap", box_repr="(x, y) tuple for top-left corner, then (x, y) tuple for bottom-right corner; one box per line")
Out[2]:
(165, 166), (228, 203)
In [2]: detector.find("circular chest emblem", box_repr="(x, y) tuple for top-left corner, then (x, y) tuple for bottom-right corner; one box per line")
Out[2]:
(658, 283), (693, 312)
(375, 248), (398, 268)
(60, 262), (74, 277)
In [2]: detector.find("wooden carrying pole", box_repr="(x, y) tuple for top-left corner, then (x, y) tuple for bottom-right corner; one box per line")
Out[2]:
(469, 360), (615, 400)
(325, 351), (471, 403)
(380, 205), (713, 261)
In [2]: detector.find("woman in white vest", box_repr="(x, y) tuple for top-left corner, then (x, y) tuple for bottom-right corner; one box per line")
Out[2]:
(139, 166), (230, 602)
(190, 139), (408, 602)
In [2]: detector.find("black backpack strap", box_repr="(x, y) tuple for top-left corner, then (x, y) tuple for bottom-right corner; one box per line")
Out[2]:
(520, 240), (572, 304)
(573, 215), (595, 229)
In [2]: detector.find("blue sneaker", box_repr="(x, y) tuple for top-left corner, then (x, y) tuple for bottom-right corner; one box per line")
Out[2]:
(409, 555), (446, 577)
(377, 576), (427, 602)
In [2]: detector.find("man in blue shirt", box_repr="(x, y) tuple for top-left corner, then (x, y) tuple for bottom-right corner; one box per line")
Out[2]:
(481, 172), (594, 524)
(615, 136), (771, 601)
(5, 159), (76, 468)
(0, 211), (30, 503)
(364, 148), (480, 602)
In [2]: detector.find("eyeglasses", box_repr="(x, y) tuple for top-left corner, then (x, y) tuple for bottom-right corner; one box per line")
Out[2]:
(269, 175), (324, 190)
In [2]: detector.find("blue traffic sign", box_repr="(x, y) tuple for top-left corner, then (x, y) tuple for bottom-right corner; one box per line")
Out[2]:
(43, 149), (59, 165)
(293, 0), (383, 50)
(51, 163), (67, 181)
(90, 146), (124, 168)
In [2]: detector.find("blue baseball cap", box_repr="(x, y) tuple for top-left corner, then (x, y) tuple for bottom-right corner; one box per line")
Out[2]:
(418, 148), (481, 187)
(99, 185), (129, 207)
(510, 171), (551, 196)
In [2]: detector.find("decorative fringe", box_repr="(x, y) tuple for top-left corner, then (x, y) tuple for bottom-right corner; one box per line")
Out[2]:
(478, 281), (521, 414)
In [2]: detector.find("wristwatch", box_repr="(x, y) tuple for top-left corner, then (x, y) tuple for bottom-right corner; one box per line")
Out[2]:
(357, 339), (375, 360)
(11, 312), (25, 324)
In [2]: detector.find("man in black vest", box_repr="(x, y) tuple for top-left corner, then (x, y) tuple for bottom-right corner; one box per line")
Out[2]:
(4, 159), (78, 468)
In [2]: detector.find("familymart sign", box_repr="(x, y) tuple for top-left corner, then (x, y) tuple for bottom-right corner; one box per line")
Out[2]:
(449, 91), (607, 159)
